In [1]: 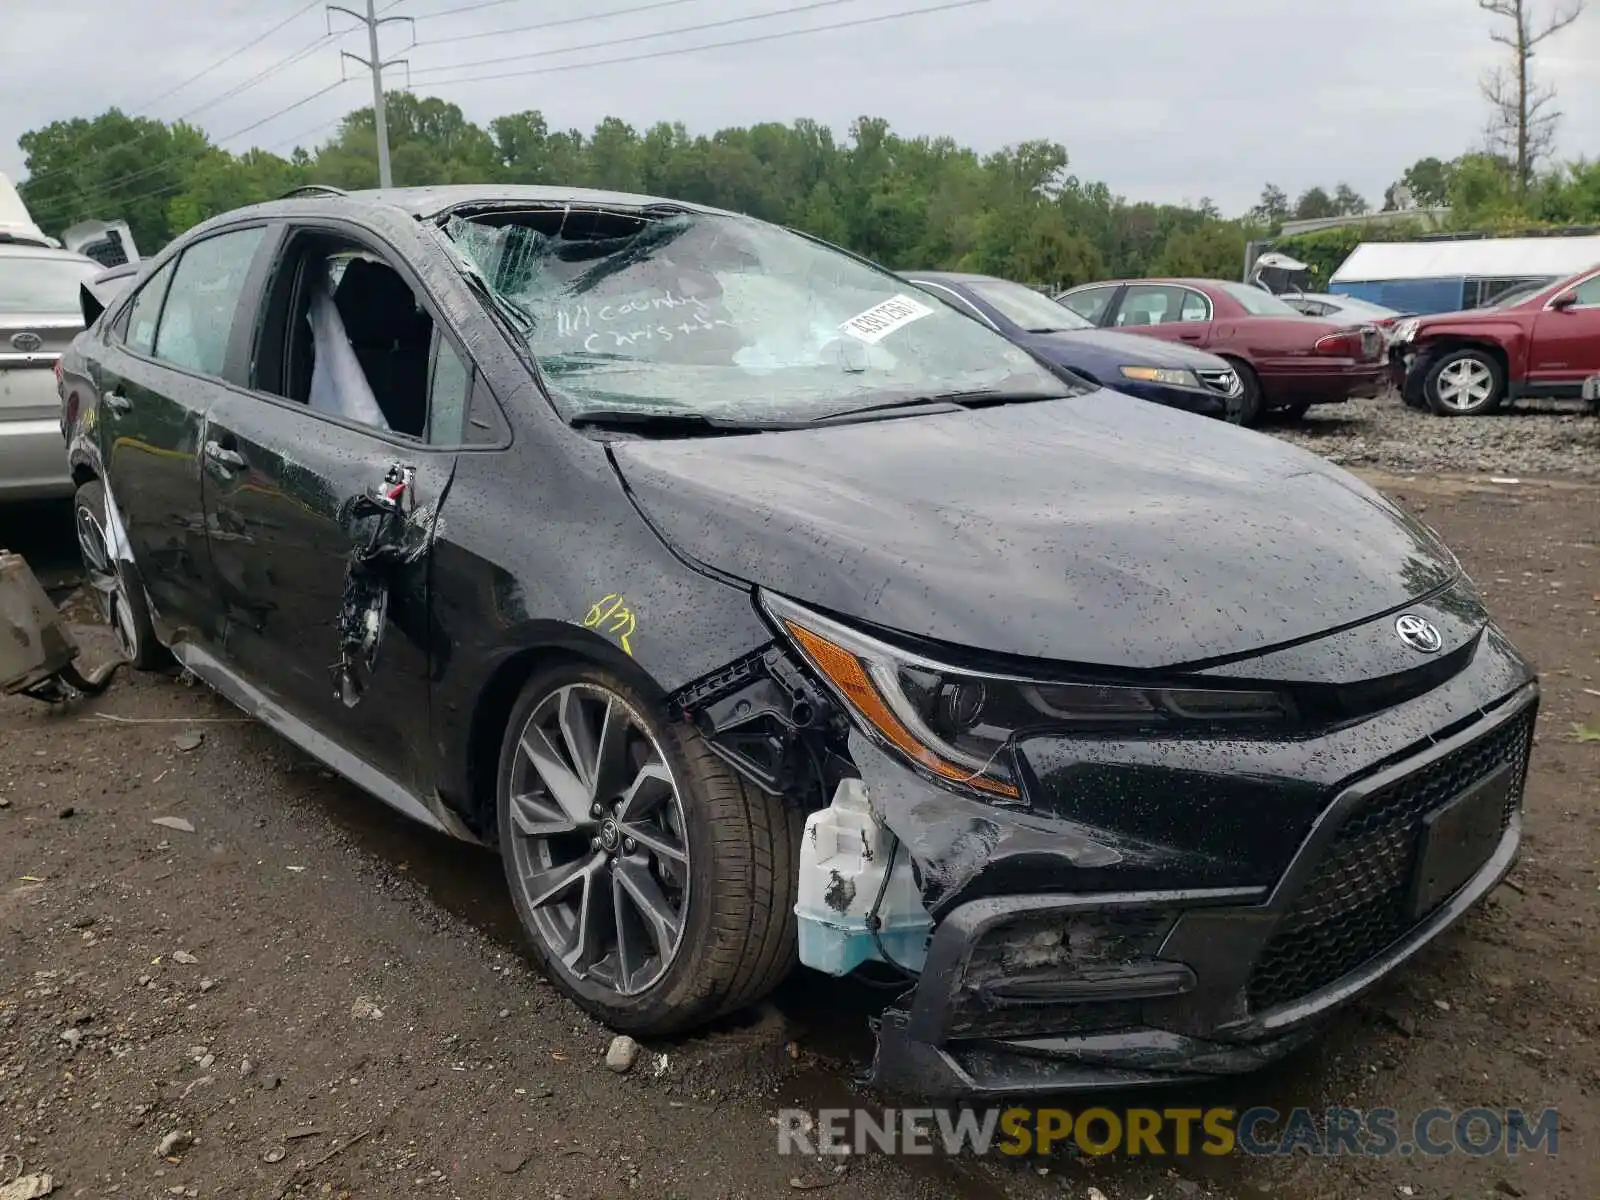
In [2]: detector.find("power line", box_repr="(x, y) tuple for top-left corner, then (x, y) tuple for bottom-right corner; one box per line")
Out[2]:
(418, 0), (705, 48)
(133, 0), (326, 113)
(409, 0), (865, 76)
(25, 24), (338, 190)
(46, 108), (350, 219)
(22, 1), (326, 186)
(31, 81), (353, 223)
(217, 79), (353, 145)
(418, 0), (987, 89)
(33, 74), (348, 212)
(266, 114), (350, 152)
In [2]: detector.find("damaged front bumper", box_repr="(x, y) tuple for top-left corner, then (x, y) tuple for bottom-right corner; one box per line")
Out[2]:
(859, 682), (1536, 1098)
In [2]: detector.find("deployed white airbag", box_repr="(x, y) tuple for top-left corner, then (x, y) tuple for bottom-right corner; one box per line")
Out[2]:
(308, 284), (388, 431)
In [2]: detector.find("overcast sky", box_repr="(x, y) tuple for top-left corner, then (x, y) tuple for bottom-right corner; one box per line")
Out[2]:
(4, 0), (1597, 215)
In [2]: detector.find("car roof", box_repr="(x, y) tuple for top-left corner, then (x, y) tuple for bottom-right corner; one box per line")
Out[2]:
(231, 183), (735, 223)
(176, 183), (747, 246)
(0, 242), (99, 266)
(901, 269), (995, 284)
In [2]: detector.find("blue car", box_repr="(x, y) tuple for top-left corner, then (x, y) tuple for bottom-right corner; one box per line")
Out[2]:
(902, 270), (1246, 422)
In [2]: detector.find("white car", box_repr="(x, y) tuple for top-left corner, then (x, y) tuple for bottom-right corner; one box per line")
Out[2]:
(1282, 292), (1407, 328)
(1, 242), (108, 501)
(1, 173), (135, 502)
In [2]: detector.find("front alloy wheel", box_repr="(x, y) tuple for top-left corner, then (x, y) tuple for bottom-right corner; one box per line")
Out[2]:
(507, 682), (690, 995)
(496, 664), (802, 1034)
(1426, 349), (1504, 416)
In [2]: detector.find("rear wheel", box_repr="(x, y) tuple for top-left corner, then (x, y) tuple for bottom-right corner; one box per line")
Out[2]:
(1425, 348), (1505, 416)
(73, 479), (166, 670)
(496, 663), (801, 1035)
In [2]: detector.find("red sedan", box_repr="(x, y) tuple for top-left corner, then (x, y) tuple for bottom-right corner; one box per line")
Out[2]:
(1054, 278), (1387, 424)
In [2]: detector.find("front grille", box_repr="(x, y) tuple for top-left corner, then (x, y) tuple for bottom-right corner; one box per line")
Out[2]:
(1246, 706), (1535, 1013)
(1196, 368), (1239, 395)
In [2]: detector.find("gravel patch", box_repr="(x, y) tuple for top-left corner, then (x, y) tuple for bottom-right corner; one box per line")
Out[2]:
(1271, 392), (1600, 478)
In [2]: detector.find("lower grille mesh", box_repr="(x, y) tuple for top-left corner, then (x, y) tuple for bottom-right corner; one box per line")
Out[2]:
(1246, 706), (1535, 1012)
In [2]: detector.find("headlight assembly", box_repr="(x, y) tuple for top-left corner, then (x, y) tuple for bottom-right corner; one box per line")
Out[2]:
(1390, 319), (1420, 345)
(761, 593), (1293, 802)
(1119, 365), (1200, 389)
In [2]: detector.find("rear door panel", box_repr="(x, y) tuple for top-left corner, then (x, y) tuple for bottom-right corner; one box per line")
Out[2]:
(95, 225), (274, 647)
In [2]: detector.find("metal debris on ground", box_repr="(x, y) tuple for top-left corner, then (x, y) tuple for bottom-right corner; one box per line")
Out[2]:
(151, 817), (196, 833)
(0, 549), (123, 703)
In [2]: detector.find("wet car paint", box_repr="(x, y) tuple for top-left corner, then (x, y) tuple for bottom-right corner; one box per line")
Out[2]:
(611, 398), (1461, 669)
(54, 184), (1539, 1100)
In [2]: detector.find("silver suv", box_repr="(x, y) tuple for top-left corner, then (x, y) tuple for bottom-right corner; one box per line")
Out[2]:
(1, 242), (105, 501)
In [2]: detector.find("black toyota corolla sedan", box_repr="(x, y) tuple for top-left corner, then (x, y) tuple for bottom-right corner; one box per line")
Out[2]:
(58, 184), (1537, 1098)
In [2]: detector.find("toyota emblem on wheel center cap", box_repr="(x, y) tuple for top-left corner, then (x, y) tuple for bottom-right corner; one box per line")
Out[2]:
(1395, 613), (1443, 653)
(10, 331), (43, 353)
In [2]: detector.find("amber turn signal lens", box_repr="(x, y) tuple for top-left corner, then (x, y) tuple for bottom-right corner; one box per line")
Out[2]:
(782, 619), (1020, 800)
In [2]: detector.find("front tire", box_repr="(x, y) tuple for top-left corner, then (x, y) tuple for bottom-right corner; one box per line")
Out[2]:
(1425, 348), (1505, 416)
(496, 663), (801, 1035)
(73, 479), (166, 670)
(1223, 359), (1264, 426)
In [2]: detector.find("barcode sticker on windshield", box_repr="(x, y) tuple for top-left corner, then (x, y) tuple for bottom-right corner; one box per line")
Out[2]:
(839, 293), (936, 344)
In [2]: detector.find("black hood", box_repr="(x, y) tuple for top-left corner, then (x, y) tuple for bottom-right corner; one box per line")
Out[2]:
(1028, 328), (1230, 370)
(610, 395), (1461, 670)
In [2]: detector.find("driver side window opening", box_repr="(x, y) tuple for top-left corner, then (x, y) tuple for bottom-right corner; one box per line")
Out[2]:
(254, 231), (463, 442)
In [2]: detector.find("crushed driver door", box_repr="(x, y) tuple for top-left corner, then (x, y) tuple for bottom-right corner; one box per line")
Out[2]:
(199, 388), (456, 791)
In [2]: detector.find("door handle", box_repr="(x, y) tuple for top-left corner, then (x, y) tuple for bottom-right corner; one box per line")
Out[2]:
(1179, 332), (1203, 343)
(103, 389), (132, 412)
(203, 440), (246, 470)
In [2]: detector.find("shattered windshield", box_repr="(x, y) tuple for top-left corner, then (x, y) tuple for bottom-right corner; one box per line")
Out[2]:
(444, 208), (1070, 421)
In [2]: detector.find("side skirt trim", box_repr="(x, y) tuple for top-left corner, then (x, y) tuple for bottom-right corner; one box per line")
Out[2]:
(169, 640), (485, 845)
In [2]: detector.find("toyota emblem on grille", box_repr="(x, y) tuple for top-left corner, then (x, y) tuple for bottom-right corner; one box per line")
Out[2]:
(1395, 614), (1443, 653)
(10, 331), (43, 353)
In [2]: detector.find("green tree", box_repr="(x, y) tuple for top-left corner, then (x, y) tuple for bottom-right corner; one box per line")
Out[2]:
(18, 110), (214, 249)
(1293, 186), (1339, 220)
(1252, 184), (1290, 225)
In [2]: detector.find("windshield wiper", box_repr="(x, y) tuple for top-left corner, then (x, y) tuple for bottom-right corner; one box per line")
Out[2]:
(570, 409), (805, 435)
(925, 388), (1071, 407)
(808, 397), (965, 424)
(811, 389), (1073, 425)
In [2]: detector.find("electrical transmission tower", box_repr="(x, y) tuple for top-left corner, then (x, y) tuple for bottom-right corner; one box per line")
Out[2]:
(327, 0), (413, 187)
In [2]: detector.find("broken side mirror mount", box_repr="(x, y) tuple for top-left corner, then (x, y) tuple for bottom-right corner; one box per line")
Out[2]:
(0, 549), (124, 703)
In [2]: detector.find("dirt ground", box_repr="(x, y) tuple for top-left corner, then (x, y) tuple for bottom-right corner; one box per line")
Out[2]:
(2, 469), (1597, 1200)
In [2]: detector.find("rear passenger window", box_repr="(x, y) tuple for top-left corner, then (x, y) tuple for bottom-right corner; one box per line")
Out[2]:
(1179, 290), (1211, 322)
(123, 261), (175, 356)
(153, 227), (265, 378)
(1061, 287), (1115, 323)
